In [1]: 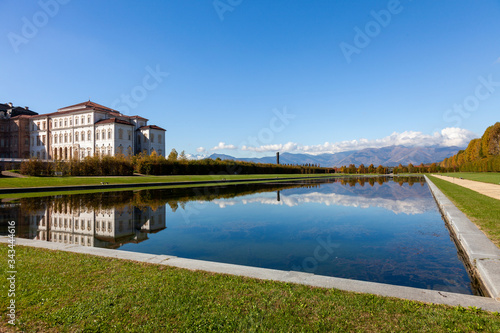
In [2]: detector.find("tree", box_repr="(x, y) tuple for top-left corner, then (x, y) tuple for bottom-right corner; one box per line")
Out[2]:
(179, 150), (188, 161)
(357, 164), (366, 174)
(348, 164), (356, 174)
(376, 165), (385, 174)
(168, 148), (178, 161)
(368, 164), (375, 174)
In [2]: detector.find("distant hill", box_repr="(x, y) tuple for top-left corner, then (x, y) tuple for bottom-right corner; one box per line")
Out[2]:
(208, 145), (463, 167)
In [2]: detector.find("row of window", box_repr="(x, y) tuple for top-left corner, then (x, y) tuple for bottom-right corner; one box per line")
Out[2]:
(50, 217), (133, 232)
(32, 131), (162, 145)
(33, 115), (93, 131)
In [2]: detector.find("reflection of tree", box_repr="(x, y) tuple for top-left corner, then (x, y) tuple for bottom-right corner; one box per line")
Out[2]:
(14, 176), (426, 214)
(16, 180), (336, 214)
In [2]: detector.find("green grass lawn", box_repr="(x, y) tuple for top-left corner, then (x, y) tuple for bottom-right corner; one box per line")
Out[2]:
(0, 174), (334, 189)
(438, 172), (500, 185)
(0, 174), (338, 199)
(428, 175), (500, 247)
(1, 245), (499, 332)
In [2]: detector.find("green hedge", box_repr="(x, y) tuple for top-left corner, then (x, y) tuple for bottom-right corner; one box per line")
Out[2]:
(20, 156), (134, 176)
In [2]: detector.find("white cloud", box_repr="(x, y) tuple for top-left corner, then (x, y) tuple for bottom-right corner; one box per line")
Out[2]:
(211, 142), (238, 151)
(241, 128), (476, 155)
(196, 147), (206, 153)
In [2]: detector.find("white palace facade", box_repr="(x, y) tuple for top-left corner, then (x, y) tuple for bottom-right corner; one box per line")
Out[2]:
(29, 101), (166, 160)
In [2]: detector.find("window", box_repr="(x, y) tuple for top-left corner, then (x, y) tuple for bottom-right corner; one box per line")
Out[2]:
(128, 131), (131, 140)
(54, 135), (58, 144)
(118, 129), (123, 140)
(75, 118), (78, 125)
(151, 134), (155, 143)
(102, 130), (105, 139)
(64, 119), (67, 127)
(42, 121), (46, 130)
(70, 119), (72, 126)
(88, 131), (91, 141)
(37, 136), (40, 146)
(87, 116), (91, 124)
(96, 131), (99, 140)
(42, 135), (46, 144)
(81, 116), (85, 124)
(59, 120), (62, 127)
(158, 135), (162, 144)
(64, 134), (68, 143)
(81, 131), (85, 141)
(75, 132), (79, 142)
(137, 135), (141, 144)
(108, 130), (111, 139)
(59, 134), (63, 142)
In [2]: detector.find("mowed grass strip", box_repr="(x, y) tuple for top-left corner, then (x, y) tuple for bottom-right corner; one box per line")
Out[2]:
(441, 172), (500, 185)
(428, 175), (500, 247)
(0, 174), (332, 189)
(1, 246), (500, 332)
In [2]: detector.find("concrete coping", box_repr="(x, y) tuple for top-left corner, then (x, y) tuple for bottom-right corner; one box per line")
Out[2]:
(2, 236), (500, 312)
(425, 175), (500, 302)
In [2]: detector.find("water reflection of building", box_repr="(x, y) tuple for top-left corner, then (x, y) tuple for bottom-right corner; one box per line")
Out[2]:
(26, 204), (166, 249)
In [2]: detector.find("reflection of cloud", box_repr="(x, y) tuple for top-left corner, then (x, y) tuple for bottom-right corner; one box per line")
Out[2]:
(212, 192), (435, 215)
(214, 201), (237, 208)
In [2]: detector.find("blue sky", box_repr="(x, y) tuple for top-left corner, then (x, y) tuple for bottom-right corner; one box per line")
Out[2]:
(1, 0), (499, 158)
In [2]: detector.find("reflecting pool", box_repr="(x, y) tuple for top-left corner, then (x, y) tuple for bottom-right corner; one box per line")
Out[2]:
(1, 177), (474, 294)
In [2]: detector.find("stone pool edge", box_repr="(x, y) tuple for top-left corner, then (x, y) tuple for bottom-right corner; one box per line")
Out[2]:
(425, 175), (500, 302)
(2, 236), (499, 312)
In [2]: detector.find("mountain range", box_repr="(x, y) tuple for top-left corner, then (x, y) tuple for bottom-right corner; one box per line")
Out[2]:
(206, 145), (463, 167)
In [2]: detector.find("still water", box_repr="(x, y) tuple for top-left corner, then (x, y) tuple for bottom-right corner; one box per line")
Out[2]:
(2, 177), (474, 295)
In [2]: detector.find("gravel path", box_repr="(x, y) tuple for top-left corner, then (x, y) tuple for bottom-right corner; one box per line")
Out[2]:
(431, 174), (500, 200)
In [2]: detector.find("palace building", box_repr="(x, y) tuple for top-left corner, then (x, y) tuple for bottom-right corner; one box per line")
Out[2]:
(0, 103), (39, 158)
(28, 101), (166, 160)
